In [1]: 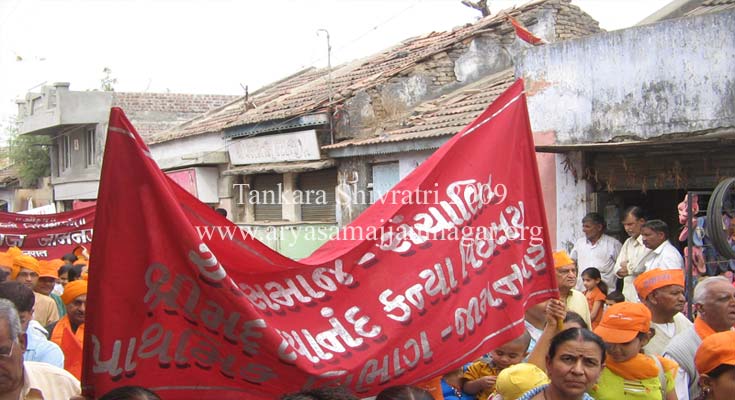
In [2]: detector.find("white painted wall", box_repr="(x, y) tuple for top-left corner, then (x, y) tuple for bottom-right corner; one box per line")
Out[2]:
(150, 132), (225, 164)
(519, 10), (735, 144)
(554, 151), (590, 252)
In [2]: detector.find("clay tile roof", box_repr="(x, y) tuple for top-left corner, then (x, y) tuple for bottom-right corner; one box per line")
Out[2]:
(155, 0), (600, 144)
(686, 0), (735, 16)
(323, 69), (515, 150)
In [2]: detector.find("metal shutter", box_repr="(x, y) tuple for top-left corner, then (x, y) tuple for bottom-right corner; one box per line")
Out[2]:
(300, 169), (337, 222)
(253, 174), (283, 221)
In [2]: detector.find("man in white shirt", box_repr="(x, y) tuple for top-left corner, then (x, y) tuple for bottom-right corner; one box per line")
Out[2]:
(613, 206), (652, 302)
(571, 212), (622, 293)
(640, 219), (684, 272)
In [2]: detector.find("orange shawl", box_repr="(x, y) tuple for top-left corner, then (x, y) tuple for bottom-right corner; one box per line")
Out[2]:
(605, 353), (660, 380)
(693, 316), (717, 340)
(51, 315), (84, 380)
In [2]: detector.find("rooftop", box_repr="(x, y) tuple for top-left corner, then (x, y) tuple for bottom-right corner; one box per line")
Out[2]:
(152, 0), (600, 144)
(323, 69), (516, 150)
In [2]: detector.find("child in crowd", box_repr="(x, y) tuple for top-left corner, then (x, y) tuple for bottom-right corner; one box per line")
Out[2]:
(581, 267), (608, 329)
(563, 311), (589, 330)
(605, 290), (625, 307)
(462, 331), (531, 400)
(441, 368), (474, 400)
(590, 302), (679, 400)
(489, 363), (550, 400)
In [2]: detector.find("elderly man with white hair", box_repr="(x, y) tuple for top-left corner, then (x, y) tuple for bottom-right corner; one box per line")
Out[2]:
(664, 276), (735, 400)
(0, 298), (80, 400)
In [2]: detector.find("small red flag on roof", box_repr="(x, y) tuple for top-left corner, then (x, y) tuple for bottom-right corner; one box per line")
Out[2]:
(506, 14), (545, 45)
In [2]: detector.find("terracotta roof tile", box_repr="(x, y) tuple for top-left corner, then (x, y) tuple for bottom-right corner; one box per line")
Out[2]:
(323, 69), (515, 149)
(686, 0), (735, 16)
(156, 0), (600, 144)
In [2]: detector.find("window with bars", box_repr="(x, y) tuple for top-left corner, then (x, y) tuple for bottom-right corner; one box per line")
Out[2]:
(59, 135), (71, 173)
(85, 128), (96, 167)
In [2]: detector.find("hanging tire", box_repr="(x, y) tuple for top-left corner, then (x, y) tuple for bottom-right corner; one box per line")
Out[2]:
(706, 177), (735, 260)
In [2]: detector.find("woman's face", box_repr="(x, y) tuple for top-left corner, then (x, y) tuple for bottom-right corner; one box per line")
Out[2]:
(546, 340), (604, 398)
(704, 367), (735, 400)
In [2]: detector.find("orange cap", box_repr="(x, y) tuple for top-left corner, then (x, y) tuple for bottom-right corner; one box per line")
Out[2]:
(553, 250), (574, 269)
(37, 261), (59, 279)
(45, 259), (65, 271)
(593, 302), (651, 344)
(634, 268), (685, 300)
(695, 331), (735, 374)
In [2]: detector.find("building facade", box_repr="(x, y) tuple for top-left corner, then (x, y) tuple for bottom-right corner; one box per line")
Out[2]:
(520, 6), (735, 250)
(156, 0), (602, 257)
(15, 83), (237, 210)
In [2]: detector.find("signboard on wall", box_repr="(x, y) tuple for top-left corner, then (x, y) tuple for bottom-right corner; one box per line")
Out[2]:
(166, 168), (198, 196)
(228, 129), (321, 165)
(165, 167), (219, 204)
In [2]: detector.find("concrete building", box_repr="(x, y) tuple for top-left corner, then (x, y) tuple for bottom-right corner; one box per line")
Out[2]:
(520, 5), (735, 250)
(15, 83), (238, 210)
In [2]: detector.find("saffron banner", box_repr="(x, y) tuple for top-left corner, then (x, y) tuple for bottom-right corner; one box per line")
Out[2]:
(84, 80), (558, 399)
(0, 208), (95, 259)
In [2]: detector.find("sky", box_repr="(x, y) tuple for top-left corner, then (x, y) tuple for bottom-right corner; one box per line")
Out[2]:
(0, 0), (671, 133)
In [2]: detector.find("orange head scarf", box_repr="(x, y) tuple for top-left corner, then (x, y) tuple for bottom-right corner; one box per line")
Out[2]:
(38, 261), (60, 279)
(12, 254), (40, 279)
(61, 280), (88, 304)
(0, 253), (12, 270)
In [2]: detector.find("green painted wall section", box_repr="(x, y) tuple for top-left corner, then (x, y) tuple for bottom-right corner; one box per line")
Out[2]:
(238, 223), (339, 260)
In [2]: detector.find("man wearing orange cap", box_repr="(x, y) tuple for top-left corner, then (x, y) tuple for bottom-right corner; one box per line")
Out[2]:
(35, 260), (66, 319)
(48, 279), (86, 380)
(664, 276), (735, 400)
(590, 302), (679, 399)
(12, 254), (59, 327)
(634, 268), (692, 356)
(553, 250), (592, 328)
(694, 331), (735, 399)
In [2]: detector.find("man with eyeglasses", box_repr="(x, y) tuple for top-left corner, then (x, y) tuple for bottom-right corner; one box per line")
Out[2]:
(0, 298), (80, 399)
(0, 282), (64, 369)
(553, 250), (591, 328)
(11, 256), (58, 328)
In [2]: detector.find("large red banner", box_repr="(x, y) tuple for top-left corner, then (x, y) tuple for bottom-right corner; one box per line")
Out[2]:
(84, 80), (557, 399)
(0, 208), (95, 259)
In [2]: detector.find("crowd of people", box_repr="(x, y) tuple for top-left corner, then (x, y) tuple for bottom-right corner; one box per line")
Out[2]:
(399, 207), (733, 400)
(0, 205), (733, 399)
